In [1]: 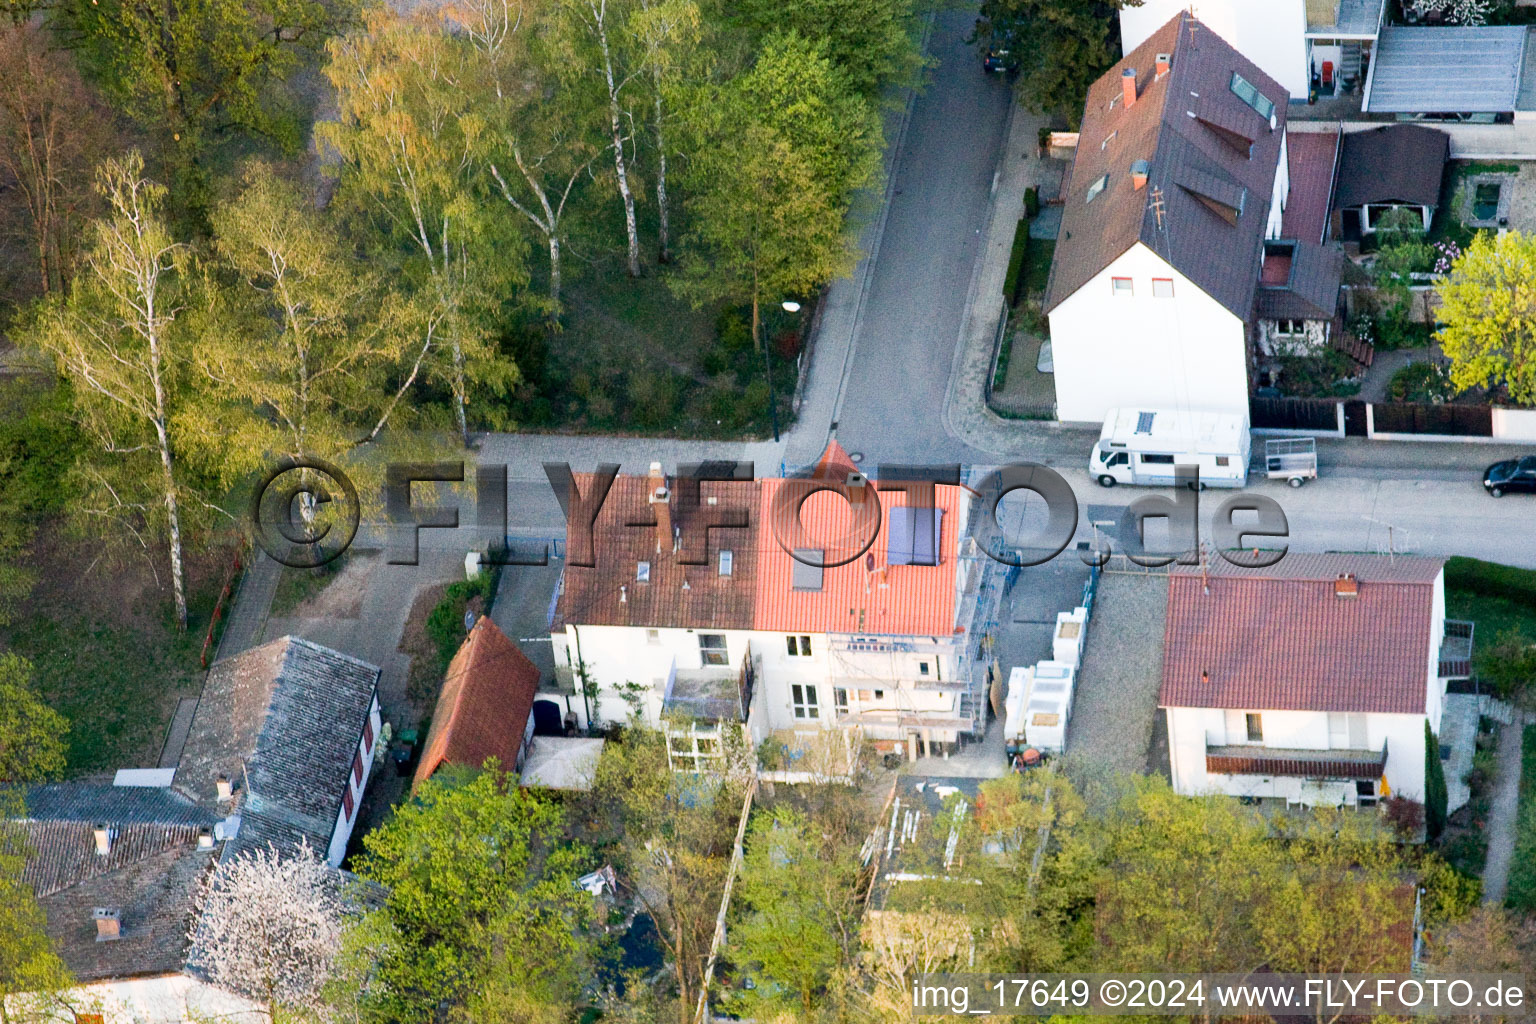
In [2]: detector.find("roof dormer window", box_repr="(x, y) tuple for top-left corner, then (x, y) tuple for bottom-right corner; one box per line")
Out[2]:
(1229, 72), (1274, 121)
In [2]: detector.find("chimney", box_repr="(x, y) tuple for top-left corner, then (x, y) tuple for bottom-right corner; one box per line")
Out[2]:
(649, 484), (672, 553)
(197, 827), (215, 850)
(1122, 68), (1138, 108)
(846, 472), (867, 506)
(215, 774), (232, 801)
(1335, 573), (1359, 599)
(94, 908), (120, 942)
(1201, 670), (1209, 685)
(92, 824), (111, 857)
(1131, 159), (1150, 190)
(1155, 52), (1170, 78)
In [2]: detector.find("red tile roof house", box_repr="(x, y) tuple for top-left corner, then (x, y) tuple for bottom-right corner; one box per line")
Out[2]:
(549, 444), (989, 757)
(1159, 554), (1473, 809)
(414, 616), (540, 788)
(1044, 13), (1350, 423)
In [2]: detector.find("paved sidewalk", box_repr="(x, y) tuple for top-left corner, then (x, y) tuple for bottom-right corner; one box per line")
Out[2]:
(942, 99), (1075, 457)
(1481, 720), (1525, 904)
(213, 550), (281, 660)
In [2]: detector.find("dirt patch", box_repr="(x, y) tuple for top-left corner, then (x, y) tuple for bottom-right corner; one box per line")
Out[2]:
(292, 550), (376, 619)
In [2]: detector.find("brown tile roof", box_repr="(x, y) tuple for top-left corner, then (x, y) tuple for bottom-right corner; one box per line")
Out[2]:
(1282, 129), (1340, 243)
(1160, 554), (1445, 715)
(554, 446), (964, 637)
(415, 618), (540, 787)
(1045, 12), (1287, 319)
(1334, 125), (1449, 211)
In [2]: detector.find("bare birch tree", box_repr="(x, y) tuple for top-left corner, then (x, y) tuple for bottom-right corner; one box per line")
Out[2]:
(24, 152), (194, 629)
(186, 839), (346, 1021)
(630, 0), (700, 264)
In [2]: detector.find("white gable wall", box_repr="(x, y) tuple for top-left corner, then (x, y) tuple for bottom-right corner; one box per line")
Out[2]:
(1120, 0), (1309, 100)
(1049, 243), (1250, 423)
(326, 692), (380, 867)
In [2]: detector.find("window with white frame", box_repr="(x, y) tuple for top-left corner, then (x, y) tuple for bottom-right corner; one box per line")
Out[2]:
(1111, 277), (1133, 297)
(792, 684), (819, 720)
(785, 634), (811, 657)
(1273, 318), (1306, 336)
(699, 633), (728, 666)
(833, 687), (849, 714)
(1152, 278), (1174, 298)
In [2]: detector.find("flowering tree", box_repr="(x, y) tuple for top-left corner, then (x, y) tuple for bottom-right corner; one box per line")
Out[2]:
(186, 840), (345, 1020)
(1404, 0), (1492, 25)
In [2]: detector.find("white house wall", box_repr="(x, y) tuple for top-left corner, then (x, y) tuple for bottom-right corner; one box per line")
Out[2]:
(327, 693), (381, 867)
(560, 624), (754, 727)
(1426, 569), (1447, 733)
(1121, 0), (1309, 100)
(1049, 243), (1251, 423)
(1166, 705), (1429, 803)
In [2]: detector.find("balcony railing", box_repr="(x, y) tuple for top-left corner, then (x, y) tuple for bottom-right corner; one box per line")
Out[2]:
(1439, 619), (1475, 680)
(1206, 739), (1388, 781)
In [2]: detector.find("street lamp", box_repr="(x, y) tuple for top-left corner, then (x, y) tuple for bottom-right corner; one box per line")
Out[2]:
(761, 300), (800, 444)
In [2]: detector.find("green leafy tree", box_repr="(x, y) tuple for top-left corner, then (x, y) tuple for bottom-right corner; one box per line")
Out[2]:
(21, 152), (201, 629)
(729, 806), (864, 1019)
(729, 0), (921, 98)
(973, 0), (1134, 124)
(1372, 228), (1433, 351)
(631, 0), (702, 264)
(321, 8), (527, 445)
(0, 822), (72, 1021)
(55, 0), (359, 230)
(0, 654), (67, 785)
(1437, 229), (1536, 404)
(342, 765), (592, 1024)
(0, 381), (81, 627)
(1426, 720), (1449, 839)
(675, 32), (879, 351)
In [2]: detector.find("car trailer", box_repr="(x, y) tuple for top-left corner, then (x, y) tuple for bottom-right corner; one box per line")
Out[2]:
(1264, 437), (1317, 488)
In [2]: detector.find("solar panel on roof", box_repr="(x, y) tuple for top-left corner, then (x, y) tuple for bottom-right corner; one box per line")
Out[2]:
(1135, 412), (1155, 434)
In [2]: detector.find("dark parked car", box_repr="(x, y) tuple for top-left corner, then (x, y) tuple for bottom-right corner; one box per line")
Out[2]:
(983, 47), (1016, 73)
(1484, 456), (1536, 497)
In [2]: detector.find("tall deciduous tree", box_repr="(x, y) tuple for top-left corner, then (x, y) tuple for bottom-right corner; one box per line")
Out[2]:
(730, 0), (921, 99)
(23, 152), (196, 629)
(558, 0), (645, 277)
(1436, 230), (1536, 405)
(973, 0), (1133, 124)
(56, 0), (358, 229)
(0, 654), (67, 786)
(675, 32), (878, 350)
(0, 822), (72, 1022)
(631, 0), (700, 264)
(187, 839), (346, 1021)
(200, 162), (410, 468)
(0, 23), (113, 297)
(321, 8), (525, 446)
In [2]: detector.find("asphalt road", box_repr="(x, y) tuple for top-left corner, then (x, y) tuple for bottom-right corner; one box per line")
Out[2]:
(828, 8), (1013, 467)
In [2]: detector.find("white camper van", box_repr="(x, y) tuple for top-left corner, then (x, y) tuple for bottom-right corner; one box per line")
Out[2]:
(1090, 408), (1250, 489)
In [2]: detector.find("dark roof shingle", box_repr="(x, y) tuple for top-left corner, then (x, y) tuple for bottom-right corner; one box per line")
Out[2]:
(1256, 241), (1344, 320)
(1045, 12), (1287, 319)
(1334, 125), (1449, 210)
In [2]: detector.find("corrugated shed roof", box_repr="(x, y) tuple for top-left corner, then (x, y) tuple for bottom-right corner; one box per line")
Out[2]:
(1334, 124), (1449, 210)
(415, 618), (540, 787)
(18, 784), (213, 828)
(1045, 12), (1286, 320)
(1366, 27), (1525, 113)
(751, 480), (961, 636)
(1160, 554), (1445, 715)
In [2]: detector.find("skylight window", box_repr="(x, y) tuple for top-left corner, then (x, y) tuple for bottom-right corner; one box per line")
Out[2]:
(719, 549), (733, 576)
(1229, 72), (1274, 120)
(636, 561), (651, 582)
(1085, 174), (1109, 203)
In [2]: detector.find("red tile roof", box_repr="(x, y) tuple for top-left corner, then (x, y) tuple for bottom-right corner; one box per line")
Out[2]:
(415, 617), (540, 788)
(1282, 129), (1340, 244)
(1160, 554), (1444, 715)
(751, 478), (961, 636)
(553, 444), (963, 637)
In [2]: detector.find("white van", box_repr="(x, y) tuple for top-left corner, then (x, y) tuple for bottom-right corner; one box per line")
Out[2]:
(1089, 408), (1250, 489)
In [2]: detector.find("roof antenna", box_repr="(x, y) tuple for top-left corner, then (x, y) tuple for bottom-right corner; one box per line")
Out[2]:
(1149, 186), (1167, 230)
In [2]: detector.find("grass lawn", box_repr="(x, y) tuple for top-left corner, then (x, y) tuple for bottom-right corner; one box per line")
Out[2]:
(1507, 725), (1536, 911)
(1024, 238), (1055, 299)
(1444, 556), (1536, 654)
(2, 536), (238, 775)
(513, 261), (801, 440)
(271, 548), (359, 617)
